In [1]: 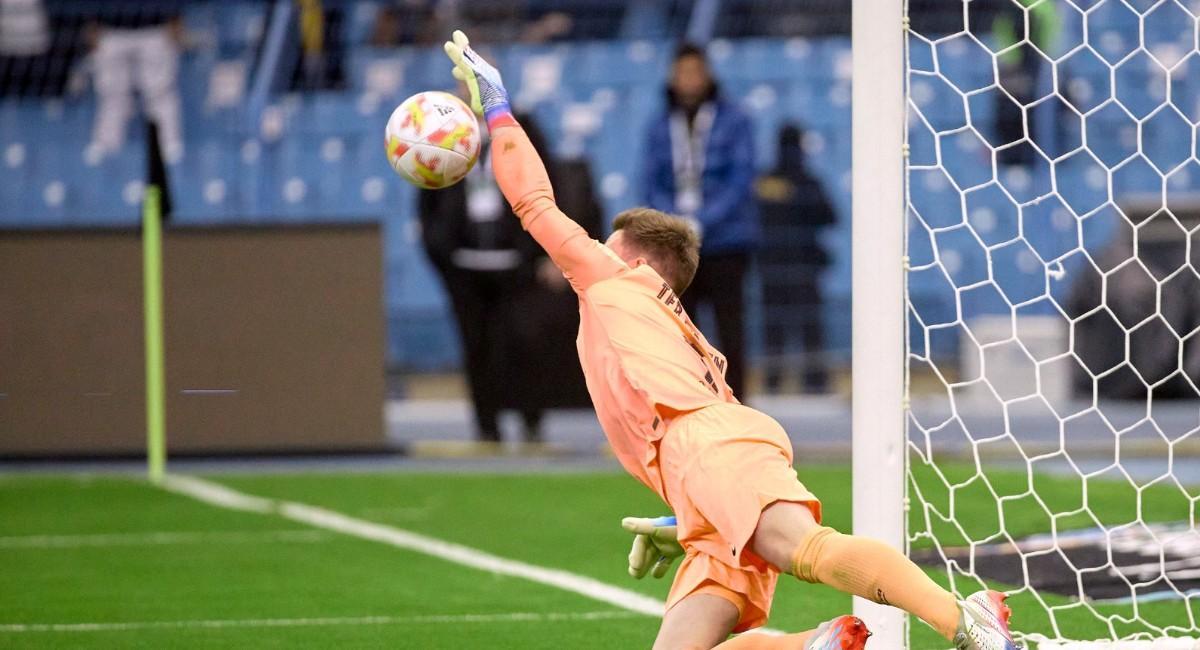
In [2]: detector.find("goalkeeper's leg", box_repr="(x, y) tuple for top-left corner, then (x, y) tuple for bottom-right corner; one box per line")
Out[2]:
(653, 593), (835, 650)
(652, 592), (740, 650)
(714, 614), (870, 649)
(750, 501), (960, 641)
(713, 631), (816, 649)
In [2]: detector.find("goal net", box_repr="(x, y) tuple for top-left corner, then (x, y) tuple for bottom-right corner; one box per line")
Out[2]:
(903, 0), (1200, 646)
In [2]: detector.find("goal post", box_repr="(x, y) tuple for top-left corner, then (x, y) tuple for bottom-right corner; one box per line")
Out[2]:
(851, 0), (908, 647)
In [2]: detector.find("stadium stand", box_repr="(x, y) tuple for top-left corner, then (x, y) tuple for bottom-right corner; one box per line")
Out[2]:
(2, 0), (1190, 372)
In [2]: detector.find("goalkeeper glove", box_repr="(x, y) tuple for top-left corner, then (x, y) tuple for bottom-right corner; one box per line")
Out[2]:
(442, 30), (514, 130)
(622, 515), (683, 579)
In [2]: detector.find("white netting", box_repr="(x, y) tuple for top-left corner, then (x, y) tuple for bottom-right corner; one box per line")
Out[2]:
(904, 0), (1200, 646)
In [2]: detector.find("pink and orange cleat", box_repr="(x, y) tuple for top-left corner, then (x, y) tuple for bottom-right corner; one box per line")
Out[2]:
(805, 615), (872, 650)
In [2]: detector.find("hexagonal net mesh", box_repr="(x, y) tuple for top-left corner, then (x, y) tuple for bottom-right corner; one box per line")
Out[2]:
(904, 0), (1200, 645)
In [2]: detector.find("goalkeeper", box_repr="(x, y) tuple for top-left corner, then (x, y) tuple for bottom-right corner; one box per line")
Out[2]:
(444, 31), (1020, 650)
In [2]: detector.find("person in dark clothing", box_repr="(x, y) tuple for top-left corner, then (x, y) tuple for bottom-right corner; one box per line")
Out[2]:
(505, 152), (604, 414)
(419, 113), (600, 443)
(641, 43), (759, 397)
(990, 0), (1060, 167)
(757, 124), (836, 394)
(291, 0), (346, 91)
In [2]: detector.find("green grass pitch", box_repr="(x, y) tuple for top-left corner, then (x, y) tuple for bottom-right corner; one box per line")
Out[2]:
(0, 465), (1192, 648)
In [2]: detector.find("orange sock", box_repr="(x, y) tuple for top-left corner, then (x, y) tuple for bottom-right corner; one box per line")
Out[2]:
(791, 526), (960, 640)
(713, 630), (815, 649)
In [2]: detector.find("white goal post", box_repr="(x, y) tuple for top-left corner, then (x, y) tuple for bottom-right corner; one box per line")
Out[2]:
(851, 0), (908, 647)
(853, 0), (1200, 648)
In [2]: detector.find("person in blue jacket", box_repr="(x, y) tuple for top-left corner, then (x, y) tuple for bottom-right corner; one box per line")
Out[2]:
(642, 42), (759, 397)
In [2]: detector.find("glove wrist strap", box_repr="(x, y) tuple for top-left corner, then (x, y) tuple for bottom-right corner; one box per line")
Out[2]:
(485, 105), (516, 130)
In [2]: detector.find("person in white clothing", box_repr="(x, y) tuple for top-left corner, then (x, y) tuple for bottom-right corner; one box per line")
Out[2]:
(87, 3), (184, 163)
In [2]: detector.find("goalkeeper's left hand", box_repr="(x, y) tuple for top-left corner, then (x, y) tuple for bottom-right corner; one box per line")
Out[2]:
(622, 516), (683, 579)
(442, 30), (513, 129)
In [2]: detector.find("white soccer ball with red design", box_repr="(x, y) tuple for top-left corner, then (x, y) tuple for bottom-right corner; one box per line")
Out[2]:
(385, 91), (481, 189)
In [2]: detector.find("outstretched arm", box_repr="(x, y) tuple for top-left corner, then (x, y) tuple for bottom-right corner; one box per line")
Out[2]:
(444, 31), (624, 292)
(490, 127), (627, 292)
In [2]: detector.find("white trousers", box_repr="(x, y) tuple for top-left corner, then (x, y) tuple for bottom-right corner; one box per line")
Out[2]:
(90, 27), (183, 162)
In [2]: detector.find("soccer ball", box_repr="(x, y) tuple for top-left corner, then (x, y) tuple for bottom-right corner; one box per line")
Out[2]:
(385, 91), (481, 189)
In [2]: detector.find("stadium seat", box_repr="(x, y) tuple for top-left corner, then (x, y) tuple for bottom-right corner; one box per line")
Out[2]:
(343, 1), (381, 47)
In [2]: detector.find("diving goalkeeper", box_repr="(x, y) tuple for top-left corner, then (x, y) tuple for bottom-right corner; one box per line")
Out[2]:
(444, 31), (1020, 650)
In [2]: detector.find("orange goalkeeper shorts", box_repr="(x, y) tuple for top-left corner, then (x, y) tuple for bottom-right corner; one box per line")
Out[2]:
(658, 402), (822, 632)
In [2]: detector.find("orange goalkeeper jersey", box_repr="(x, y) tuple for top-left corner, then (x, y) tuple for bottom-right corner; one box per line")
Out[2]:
(489, 124), (737, 495)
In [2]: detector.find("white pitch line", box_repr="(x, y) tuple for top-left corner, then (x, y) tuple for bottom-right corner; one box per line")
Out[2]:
(280, 501), (670, 617)
(0, 610), (642, 633)
(0, 530), (328, 549)
(162, 474), (666, 618)
(160, 475), (274, 514)
(161, 475), (787, 636)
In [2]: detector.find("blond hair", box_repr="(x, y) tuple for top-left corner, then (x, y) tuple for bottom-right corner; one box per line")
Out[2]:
(612, 208), (701, 294)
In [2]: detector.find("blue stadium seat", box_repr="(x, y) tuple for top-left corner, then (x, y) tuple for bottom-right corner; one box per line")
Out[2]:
(710, 39), (788, 83)
(214, 3), (268, 52)
(343, 1), (381, 47)
(0, 102), (24, 142)
(174, 135), (241, 222)
(348, 48), (405, 92)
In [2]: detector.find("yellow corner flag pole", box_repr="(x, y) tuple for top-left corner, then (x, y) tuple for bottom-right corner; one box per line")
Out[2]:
(143, 185), (166, 484)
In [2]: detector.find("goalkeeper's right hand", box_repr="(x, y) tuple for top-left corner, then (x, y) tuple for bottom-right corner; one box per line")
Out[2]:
(442, 30), (513, 129)
(622, 516), (683, 579)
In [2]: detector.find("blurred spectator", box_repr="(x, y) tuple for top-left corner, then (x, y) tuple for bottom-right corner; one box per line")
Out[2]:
(419, 113), (599, 444)
(0, 0), (45, 54)
(507, 135), (603, 416)
(642, 42), (759, 397)
(0, 0), (49, 94)
(757, 124), (835, 394)
(716, 0), (850, 38)
(86, 1), (184, 163)
(371, 1), (448, 47)
(372, 3), (569, 47)
(991, 0), (1060, 167)
(291, 0), (345, 90)
(518, 12), (573, 43)
(1068, 199), (1200, 400)
(296, 0), (325, 89)
(908, 0), (1000, 37)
